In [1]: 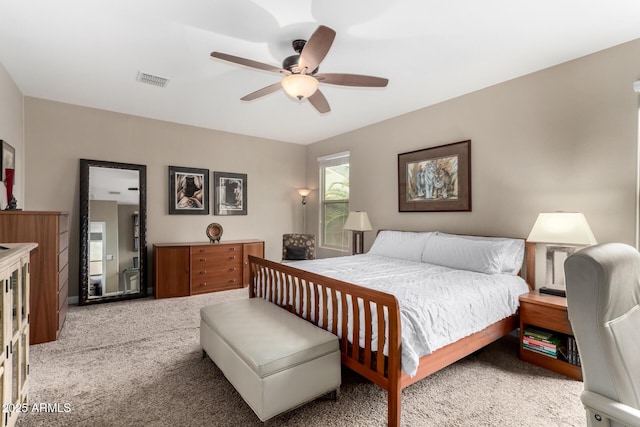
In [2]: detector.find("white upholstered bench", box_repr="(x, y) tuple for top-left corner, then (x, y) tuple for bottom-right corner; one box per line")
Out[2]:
(200, 298), (341, 422)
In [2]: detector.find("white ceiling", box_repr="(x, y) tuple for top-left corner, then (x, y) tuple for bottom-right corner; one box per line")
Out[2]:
(90, 166), (140, 206)
(2, 1), (640, 145)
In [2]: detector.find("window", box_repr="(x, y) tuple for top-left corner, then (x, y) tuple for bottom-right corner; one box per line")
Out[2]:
(318, 151), (350, 250)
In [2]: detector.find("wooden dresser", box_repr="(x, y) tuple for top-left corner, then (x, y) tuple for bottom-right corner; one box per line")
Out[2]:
(0, 211), (69, 344)
(154, 240), (264, 299)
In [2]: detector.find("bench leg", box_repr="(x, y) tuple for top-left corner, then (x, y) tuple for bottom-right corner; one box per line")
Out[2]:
(202, 349), (207, 359)
(333, 387), (341, 402)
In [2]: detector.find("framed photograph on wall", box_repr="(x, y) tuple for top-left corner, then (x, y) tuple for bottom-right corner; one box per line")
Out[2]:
(213, 171), (247, 216)
(1, 140), (15, 182)
(168, 166), (209, 215)
(398, 140), (471, 212)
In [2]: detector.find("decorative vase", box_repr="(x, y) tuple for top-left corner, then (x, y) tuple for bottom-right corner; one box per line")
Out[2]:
(4, 168), (17, 210)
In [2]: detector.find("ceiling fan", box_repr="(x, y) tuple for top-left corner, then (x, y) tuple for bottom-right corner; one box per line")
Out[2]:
(211, 25), (389, 114)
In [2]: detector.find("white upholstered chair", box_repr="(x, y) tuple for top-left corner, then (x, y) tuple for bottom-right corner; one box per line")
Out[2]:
(564, 243), (640, 427)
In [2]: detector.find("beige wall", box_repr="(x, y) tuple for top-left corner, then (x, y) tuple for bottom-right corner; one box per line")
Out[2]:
(307, 39), (640, 262)
(24, 98), (307, 298)
(0, 62), (24, 208)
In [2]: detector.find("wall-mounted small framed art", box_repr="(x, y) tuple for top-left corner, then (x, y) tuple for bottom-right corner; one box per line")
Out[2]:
(1, 140), (15, 182)
(1, 140), (17, 209)
(168, 166), (209, 215)
(398, 140), (471, 212)
(213, 171), (247, 216)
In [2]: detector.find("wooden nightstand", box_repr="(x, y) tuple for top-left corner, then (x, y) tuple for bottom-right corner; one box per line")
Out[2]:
(519, 291), (582, 380)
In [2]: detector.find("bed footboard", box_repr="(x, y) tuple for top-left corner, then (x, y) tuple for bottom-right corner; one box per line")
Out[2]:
(248, 256), (403, 426)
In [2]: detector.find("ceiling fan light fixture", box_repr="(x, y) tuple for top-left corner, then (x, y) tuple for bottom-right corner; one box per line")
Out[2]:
(281, 74), (318, 100)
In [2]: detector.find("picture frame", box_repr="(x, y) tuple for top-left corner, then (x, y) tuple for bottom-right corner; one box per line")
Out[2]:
(168, 166), (209, 215)
(398, 140), (471, 212)
(1, 140), (15, 182)
(213, 171), (247, 216)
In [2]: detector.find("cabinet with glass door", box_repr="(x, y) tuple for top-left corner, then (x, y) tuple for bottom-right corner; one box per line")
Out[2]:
(0, 243), (36, 427)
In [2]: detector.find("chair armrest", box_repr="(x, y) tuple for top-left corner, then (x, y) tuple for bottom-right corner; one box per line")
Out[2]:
(581, 391), (640, 426)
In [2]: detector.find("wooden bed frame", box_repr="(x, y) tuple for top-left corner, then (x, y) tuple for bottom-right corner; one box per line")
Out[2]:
(247, 241), (535, 427)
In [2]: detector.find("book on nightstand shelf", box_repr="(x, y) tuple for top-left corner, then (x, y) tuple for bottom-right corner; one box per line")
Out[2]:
(522, 326), (582, 366)
(522, 327), (561, 358)
(566, 336), (581, 366)
(523, 337), (557, 354)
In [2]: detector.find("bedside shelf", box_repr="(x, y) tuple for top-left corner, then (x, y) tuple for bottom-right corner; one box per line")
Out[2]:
(519, 291), (582, 381)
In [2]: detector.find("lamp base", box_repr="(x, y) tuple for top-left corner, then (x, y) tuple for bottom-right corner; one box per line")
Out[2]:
(539, 287), (566, 298)
(351, 230), (364, 255)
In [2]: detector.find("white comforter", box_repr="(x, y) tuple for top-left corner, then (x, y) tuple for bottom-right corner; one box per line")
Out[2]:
(290, 254), (530, 377)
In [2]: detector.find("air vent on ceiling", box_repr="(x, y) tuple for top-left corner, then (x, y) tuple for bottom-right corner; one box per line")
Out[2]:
(136, 71), (169, 88)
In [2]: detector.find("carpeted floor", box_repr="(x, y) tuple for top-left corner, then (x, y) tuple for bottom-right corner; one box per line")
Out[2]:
(17, 289), (586, 426)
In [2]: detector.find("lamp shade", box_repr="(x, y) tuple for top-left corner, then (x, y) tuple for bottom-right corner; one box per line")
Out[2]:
(343, 211), (372, 231)
(297, 188), (311, 197)
(527, 212), (597, 245)
(281, 74), (319, 100)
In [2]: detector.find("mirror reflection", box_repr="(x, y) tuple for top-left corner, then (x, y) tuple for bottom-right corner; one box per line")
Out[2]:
(80, 160), (146, 304)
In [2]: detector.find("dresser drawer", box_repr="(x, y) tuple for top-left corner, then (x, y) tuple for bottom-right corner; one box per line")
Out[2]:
(191, 263), (241, 278)
(190, 270), (242, 294)
(58, 263), (69, 292)
(191, 252), (242, 268)
(521, 302), (573, 335)
(59, 214), (69, 234)
(191, 244), (242, 256)
(59, 279), (68, 310)
(58, 247), (69, 272)
(59, 230), (69, 253)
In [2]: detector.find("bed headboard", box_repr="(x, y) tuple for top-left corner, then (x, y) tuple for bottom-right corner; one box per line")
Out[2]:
(523, 241), (536, 291)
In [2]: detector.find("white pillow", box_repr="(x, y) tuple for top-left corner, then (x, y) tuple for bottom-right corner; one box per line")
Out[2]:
(437, 233), (525, 275)
(421, 234), (519, 274)
(368, 230), (434, 262)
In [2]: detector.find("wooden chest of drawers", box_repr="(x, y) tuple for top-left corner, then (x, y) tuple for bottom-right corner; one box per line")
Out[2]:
(154, 240), (264, 298)
(0, 211), (69, 344)
(190, 244), (242, 294)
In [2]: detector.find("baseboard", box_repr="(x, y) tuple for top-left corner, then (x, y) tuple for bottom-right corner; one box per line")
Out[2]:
(69, 287), (153, 305)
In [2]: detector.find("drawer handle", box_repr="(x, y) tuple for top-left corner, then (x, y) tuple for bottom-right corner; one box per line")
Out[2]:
(200, 258), (206, 262)
(229, 247), (237, 251)
(199, 249), (205, 253)
(228, 279), (236, 284)
(228, 267), (236, 272)
(200, 270), (207, 274)
(199, 283), (206, 287)
(228, 256), (236, 260)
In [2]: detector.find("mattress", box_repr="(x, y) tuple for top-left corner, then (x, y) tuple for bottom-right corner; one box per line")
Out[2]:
(289, 253), (530, 376)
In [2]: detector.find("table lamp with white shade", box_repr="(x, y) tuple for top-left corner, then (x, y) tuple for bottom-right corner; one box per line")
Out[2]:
(527, 212), (597, 297)
(343, 211), (372, 255)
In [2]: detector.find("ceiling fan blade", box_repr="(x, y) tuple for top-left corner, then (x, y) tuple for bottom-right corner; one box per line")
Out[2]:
(211, 52), (287, 74)
(240, 82), (282, 101)
(298, 25), (336, 74)
(308, 89), (331, 114)
(315, 73), (389, 87)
